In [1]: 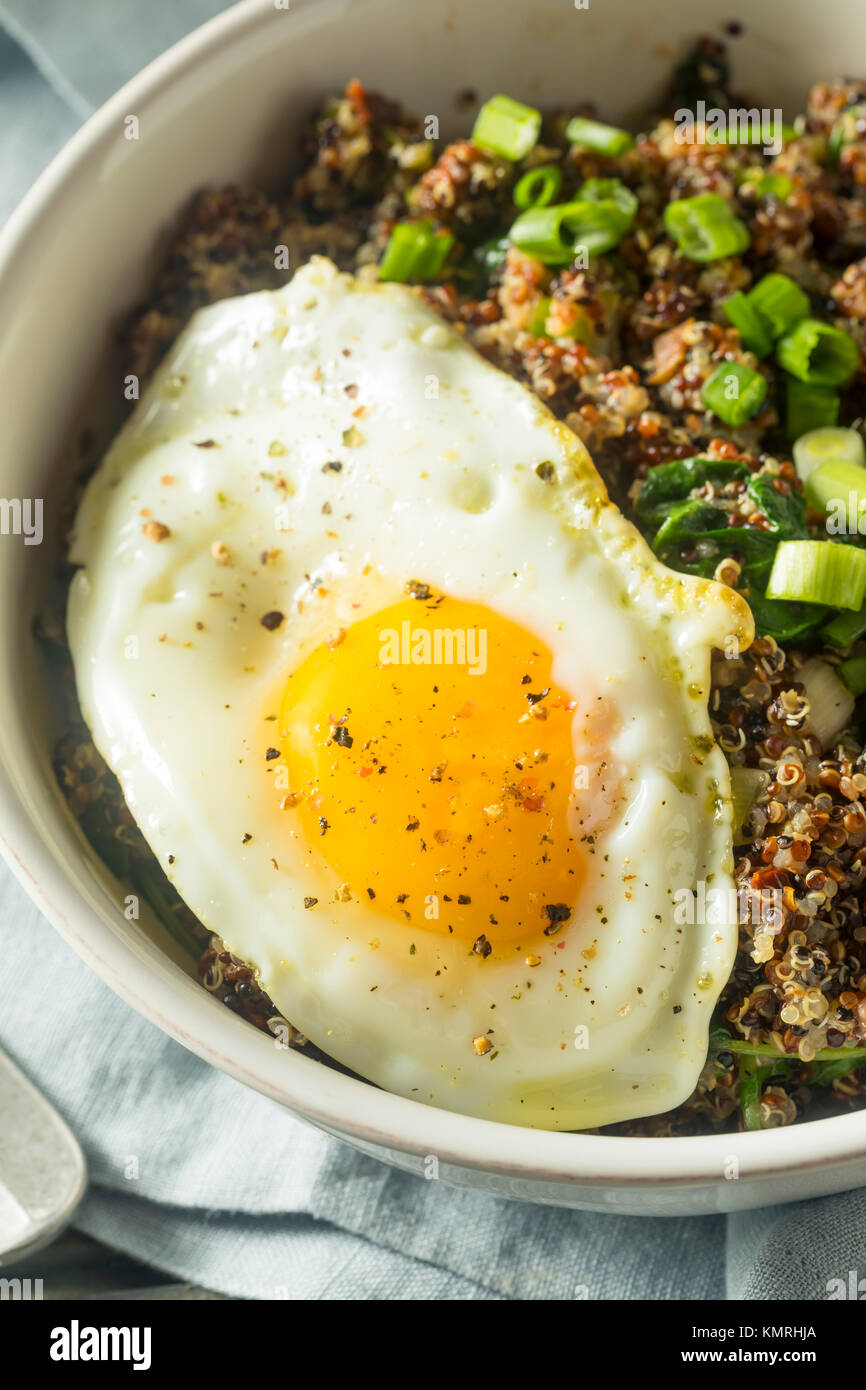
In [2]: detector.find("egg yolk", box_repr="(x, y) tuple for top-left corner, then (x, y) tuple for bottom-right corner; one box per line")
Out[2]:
(278, 595), (584, 947)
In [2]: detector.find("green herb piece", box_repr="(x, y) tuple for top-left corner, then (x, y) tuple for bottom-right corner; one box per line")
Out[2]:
(766, 538), (866, 610)
(564, 115), (635, 156)
(513, 164), (562, 209)
(777, 318), (859, 387)
(472, 94), (541, 160)
(664, 193), (749, 262)
(701, 362), (768, 426)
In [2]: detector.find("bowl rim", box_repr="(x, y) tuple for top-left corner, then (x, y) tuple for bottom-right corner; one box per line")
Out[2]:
(2, 0), (866, 1191)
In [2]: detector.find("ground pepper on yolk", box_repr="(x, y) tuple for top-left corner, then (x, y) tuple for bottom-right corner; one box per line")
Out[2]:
(278, 594), (584, 949)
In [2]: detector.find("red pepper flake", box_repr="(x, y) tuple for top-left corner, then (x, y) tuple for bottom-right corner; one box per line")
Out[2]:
(142, 520), (170, 542)
(359, 766), (373, 778)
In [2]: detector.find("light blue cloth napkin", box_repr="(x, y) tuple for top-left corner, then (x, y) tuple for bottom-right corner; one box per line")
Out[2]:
(0, 0), (862, 1300)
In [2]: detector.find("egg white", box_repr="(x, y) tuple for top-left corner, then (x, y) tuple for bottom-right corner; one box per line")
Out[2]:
(68, 259), (753, 1129)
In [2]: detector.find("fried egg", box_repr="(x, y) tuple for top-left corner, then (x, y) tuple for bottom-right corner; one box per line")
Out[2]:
(67, 258), (753, 1130)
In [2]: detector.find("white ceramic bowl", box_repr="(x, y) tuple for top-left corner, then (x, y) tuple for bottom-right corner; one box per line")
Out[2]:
(2, 0), (866, 1216)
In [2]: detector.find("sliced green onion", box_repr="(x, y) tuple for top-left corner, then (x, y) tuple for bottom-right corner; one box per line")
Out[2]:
(823, 600), (866, 647)
(564, 115), (635, 157)
(513, 164), (562, 209)
(828, 104), (866, 163)
(713, 121), (797, 148)
(736, 169), (793, 200)
(663, 193), (750, 262)
(722, 291), (773, 358)
(804, 457), (866, 535)
(562, 201), (631, 255)
(378, 220), (454, 282)
(701, 362), (768, 426)
(748, 272), (810, 339)
(776, 318), (859, 386)
(786, 380), (840, 440)
(510, 198), (631, 264)
(528, 296), (551, 337)
(578, 177), (638, 221)
(508, 205), (572, 264)
(793, 425), (866, 481)
(472, 94), (541, 161)
(838, 655), (866, 696)
(766, 539), (866, 610)
(797, 657), (856, 746)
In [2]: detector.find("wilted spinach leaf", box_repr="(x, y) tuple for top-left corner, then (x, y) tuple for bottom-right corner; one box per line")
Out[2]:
(635, 456), (822, 641)
(744, 473), (808, 542)
(651, 498), (779, 576)
(635, 456), (749, 528)
(744, 591), (828, 643)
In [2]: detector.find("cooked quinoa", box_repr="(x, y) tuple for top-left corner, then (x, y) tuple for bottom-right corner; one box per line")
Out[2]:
(47, 40), (866, 1134)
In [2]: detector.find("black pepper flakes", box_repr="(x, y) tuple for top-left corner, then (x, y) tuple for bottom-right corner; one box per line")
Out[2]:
(405, 579), (432, 600)
(330, 725), (354, 749)
(304, 897), (318, 910)
(542, 902), (571, 935)
(472, 934), (492, 959)
(261, 611), (285, 631)
(265, 747), (280, 760)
